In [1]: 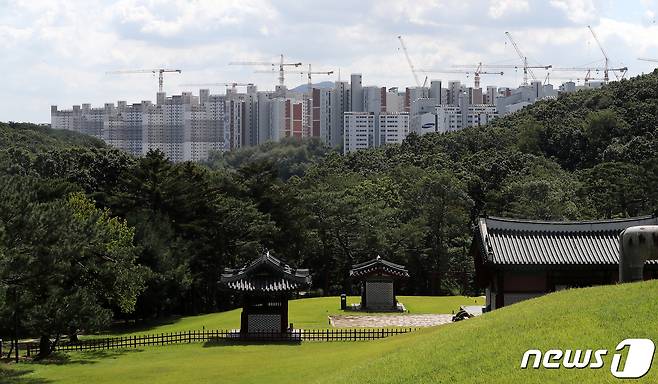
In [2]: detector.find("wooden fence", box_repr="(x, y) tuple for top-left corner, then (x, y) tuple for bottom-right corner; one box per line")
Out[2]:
(3, 328), (418, 358)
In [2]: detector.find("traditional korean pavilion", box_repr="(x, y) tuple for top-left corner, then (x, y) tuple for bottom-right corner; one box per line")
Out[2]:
(473, 215), (658, 312)
(220, 251), (311, 334)
(350, 256), (409, 311)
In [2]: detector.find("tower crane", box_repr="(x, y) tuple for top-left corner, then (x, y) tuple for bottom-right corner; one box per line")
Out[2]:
(587, 25), (610, 82)
(452, 62), (552, 87)
(397, 35), (427, 87)
(417, 68), (504, 88)
(504, 32), (550, 85)
(257, 64), (334, 94)
(179, 82), (254, 93)
(552, 66), (627, 84)
(106, 68), (182, 92)
(229, 54), (302, 87)
(551, 26), (627, 84)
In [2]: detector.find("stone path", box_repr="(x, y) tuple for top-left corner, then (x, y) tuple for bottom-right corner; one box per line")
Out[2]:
(329, 314), (453, 328)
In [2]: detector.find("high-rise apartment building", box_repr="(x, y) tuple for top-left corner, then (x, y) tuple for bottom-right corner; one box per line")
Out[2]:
(436, 104), (497, 133)
(350, 74), (363, 112)
(378, 112), (410, 146)
(52, 90), (226, 162)
(343, 111), (375, 154)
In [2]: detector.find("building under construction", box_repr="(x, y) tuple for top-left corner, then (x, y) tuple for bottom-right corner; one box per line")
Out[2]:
(52, 91), (227, 162)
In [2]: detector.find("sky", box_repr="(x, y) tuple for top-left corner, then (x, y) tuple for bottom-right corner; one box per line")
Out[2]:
(1, 0), (658, 123)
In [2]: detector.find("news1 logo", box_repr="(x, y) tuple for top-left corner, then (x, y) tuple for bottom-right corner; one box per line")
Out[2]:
(520, 339), (655, 379)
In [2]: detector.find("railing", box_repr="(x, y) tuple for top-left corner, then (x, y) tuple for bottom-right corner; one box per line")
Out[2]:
(5, 328), (418, 358)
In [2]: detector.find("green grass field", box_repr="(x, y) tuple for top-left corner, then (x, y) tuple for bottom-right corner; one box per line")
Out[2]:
(3, 284), (656, 383)
(99, 295), (482, 336)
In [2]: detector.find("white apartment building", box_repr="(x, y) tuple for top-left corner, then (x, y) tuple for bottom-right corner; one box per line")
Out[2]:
(343, 112), (375, 154)
(379, 112), (410, 146)
(436, 104), (497, 133)
(52, 90), (227, 162)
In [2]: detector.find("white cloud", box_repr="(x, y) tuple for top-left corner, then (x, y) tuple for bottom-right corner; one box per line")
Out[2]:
(489, 0), (530, 19)
(0, 0), (655, 122)
(549, 0), (598, 23)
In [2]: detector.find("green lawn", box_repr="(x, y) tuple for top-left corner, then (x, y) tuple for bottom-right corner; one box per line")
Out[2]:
(6, 284), (656, 383)
(98, 295), (482, 336)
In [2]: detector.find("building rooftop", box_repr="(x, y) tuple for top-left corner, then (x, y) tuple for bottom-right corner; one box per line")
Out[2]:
(220, 251), (311, 292)
(350, 256), (410, 279)
(475, 215), (658, 267)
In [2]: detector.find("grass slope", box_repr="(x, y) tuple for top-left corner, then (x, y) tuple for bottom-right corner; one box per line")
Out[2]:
(102, 296), (482, 335)
(5, 284), (655, 383)
(323, 280), (658, 384)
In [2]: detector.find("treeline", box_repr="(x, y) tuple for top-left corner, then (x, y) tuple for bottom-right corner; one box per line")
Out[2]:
(1, 71), (658, 354)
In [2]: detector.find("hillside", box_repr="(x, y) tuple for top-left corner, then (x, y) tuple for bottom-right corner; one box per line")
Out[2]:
(0, 121), (106, 152)
(1, 72), (658, 352)
(5, 281), (657, 383)
(322, 280), (658, 383)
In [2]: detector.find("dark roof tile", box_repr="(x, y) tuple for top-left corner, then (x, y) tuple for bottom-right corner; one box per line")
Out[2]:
(477, 216), (658, 266)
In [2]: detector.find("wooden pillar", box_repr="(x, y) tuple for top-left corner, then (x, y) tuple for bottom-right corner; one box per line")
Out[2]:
(240, 295), (249, 334)
(281, 294), (289, 333)
(495, 272), (504, 309)
(361, 280), (367, 310)
(391, 277), (396, 310)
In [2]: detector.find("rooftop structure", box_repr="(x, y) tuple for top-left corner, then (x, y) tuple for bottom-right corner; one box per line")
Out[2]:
(350, 256), (409, 311)
(221, 251), (311, 335)
(473, 215), (658, 311)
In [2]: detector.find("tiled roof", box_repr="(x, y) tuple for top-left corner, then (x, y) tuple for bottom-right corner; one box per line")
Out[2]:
(476, 216), (658, 266)
(350, 256), (410, 278)
(220, 251), (311, 292)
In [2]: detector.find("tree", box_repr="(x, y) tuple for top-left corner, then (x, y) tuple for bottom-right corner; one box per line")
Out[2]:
(0, 176), (145, 357)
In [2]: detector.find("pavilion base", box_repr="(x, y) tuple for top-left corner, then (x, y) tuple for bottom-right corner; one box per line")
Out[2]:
(345, 302), (406, 312)
(226, 329), (303, 342)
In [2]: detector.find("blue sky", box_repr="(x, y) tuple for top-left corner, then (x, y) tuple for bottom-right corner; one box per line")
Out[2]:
(1, 0), (657, 123)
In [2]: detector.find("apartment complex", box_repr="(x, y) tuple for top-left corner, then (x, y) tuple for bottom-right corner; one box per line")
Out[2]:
(53, 70), (587, 161)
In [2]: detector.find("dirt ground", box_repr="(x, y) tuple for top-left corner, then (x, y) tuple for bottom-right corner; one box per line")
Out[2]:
(329, 314), (453, 328)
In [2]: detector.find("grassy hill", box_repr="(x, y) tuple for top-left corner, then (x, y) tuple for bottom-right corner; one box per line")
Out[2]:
(100, 295), (482, 335)
(4, 282), (657, 383)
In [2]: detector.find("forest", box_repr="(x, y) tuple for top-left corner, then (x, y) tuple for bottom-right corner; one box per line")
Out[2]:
(0, 70), (657, 355)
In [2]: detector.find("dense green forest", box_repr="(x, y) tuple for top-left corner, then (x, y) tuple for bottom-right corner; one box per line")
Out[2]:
(1, 71), (657, 355)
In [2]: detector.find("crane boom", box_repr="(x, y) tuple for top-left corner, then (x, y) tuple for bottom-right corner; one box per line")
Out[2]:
(638, 57), (658, 63)
(587, 25), (611, 82)
(417, 68), (503, 88)
(452, 64), (551, 69)
(254, 64), (334, 93)
(229, 54), (302, 87)
(505, 32), (536, 85)
(398, 35), (422, 87)
(106, 68), (182, 92)
(179, 82), (254, 93)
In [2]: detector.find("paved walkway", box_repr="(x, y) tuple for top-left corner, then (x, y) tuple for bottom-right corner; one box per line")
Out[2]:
(329, 314), (453, 328)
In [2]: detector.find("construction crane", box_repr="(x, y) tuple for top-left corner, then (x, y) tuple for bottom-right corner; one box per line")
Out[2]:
(229, 54), (301, 87)
(587, 25), (611, 82)
(417, 68), (504, 88)
(106, 68), (182, 92)
(179, 82), (254, 93)
(397, 35), (427, 87)
(583, 25), (629, 83)
(552, 66), (627, 84)
(258, 64), (333, 94)
(504, 32), (550, 86)
(453, 62), (551, 86)
(452, 62), (551, 87)
(544, 72), (604, 85)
